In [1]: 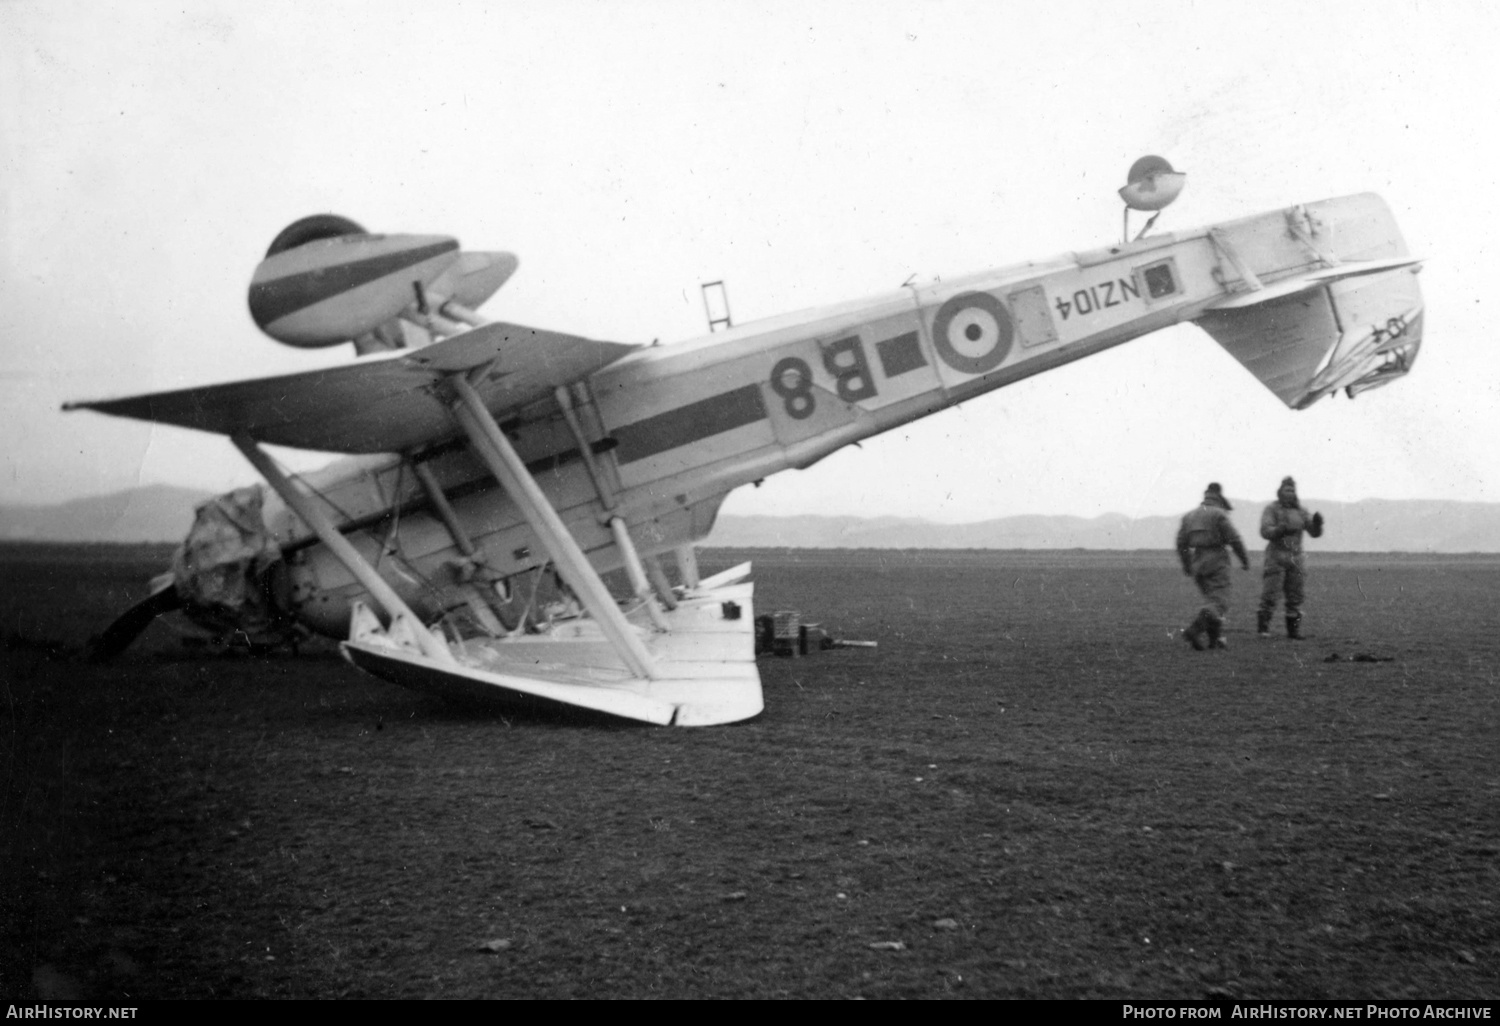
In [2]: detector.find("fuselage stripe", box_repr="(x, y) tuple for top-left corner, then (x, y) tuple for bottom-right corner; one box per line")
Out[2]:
(613, 384), (769, 465)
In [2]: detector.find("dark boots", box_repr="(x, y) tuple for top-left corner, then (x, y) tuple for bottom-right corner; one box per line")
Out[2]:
(1183, 611), (1210, 650)
(1184, 611), (1228, 651)
(1256, 608), (1304, 639)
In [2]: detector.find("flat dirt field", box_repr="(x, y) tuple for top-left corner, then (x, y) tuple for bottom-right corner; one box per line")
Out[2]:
(1, 543), (1497, 1000)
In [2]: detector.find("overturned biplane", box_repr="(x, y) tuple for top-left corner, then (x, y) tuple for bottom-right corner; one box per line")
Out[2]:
(67, 163), (1424, 725)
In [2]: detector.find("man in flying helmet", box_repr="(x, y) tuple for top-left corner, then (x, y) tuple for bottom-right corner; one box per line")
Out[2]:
(1176, 482), (1251, 651)
(1257, 476), (1324, 639)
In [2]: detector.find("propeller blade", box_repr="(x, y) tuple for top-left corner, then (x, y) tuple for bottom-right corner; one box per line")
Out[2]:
(89, 578), (182, 662)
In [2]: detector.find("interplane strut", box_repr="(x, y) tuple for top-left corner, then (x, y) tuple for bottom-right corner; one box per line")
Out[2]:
(447, 375), (657, 679)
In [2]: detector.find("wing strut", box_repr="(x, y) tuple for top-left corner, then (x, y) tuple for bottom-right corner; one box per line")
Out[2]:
(676, 546), (701, 590)
(553, 384), (670, 627)
(411, 460), (508, 636)
(553, 384), (619, 509)
(608, 516), (670, 630)
(232, 434), (455, 664)
(447, 375), (657, 679)
(643, 555), (679, 610)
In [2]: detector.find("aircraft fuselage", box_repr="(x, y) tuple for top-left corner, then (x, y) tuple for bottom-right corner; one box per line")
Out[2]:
(268, 193), (1416, 636)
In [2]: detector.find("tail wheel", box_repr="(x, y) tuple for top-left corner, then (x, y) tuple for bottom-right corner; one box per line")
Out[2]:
(264, 214), (367, 257)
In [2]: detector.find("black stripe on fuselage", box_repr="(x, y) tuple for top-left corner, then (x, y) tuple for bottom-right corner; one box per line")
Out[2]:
(277, 438), (619, 556)
(613, 384), (768, 465)
(248, 240), (459, 324)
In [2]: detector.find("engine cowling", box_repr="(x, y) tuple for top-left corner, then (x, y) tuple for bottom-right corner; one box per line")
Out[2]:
(247, 214), (460, 347)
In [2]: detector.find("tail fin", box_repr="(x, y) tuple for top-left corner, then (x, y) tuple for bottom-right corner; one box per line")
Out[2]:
(1194, 195), (1424, 409)
(1198, 267), (1423, 408)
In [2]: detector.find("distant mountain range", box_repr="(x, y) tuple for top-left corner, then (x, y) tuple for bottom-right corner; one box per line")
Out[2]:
(4, 487), (1500, 553)
(0, 485), (211, 543)
(712, 499), (1500, 553)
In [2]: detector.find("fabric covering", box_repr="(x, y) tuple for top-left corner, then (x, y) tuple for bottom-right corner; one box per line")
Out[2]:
(172, 486), (282, 629)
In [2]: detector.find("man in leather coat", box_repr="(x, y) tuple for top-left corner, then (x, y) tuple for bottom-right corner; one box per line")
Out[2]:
(1258, 476), (1324, 639)
(1175, 482), (1251, 651)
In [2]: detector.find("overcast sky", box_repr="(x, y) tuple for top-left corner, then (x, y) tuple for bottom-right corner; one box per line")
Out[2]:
(3, 0), (1497, 523)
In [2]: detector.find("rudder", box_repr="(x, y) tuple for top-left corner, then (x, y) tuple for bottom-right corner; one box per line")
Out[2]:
(1194, 194), (1424, 409)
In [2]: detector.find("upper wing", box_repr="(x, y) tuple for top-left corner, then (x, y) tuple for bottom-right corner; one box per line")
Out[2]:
(65, 323), (638, 453)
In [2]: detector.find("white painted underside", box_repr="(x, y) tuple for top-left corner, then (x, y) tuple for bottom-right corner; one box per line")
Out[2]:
(340, 568), (762, 727)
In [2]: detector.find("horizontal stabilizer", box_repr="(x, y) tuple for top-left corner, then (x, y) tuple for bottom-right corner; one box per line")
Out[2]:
(1204, 256), (1421, 310)
(64, 323), (638, 453)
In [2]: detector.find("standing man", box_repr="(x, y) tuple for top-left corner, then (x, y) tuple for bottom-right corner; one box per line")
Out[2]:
(1258, 476), (1324, 639)
(1176, 482), (1251, 651)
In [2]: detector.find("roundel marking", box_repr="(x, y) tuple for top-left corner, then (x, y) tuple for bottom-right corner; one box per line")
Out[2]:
(930, 291), (1014, 375)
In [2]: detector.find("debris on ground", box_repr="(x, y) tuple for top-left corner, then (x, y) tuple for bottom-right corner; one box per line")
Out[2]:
(755, 610), (877, 657)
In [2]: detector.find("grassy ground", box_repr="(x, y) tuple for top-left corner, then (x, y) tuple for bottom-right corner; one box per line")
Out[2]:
(1, 544), (1497, 999)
